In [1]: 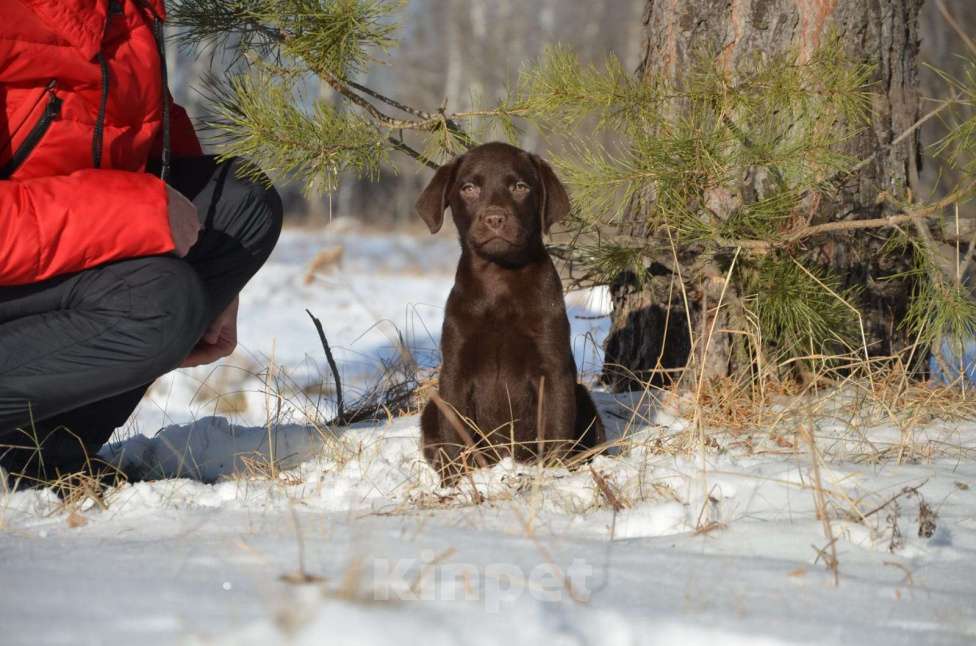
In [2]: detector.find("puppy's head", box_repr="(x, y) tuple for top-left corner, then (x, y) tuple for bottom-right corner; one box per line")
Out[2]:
(415, 142), (570, 265)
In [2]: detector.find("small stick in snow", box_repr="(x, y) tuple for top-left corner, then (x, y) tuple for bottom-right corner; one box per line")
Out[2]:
(306, 309), (345, 425)
(858, 480), (929, 520)
(693, 484), (726, 535)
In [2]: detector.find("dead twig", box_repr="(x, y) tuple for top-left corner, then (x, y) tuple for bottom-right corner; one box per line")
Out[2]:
(719, 182), (976, 252)
(859, 480), (929, 520)
(306, 309), (345, 425)
(937, 0), (976, 58)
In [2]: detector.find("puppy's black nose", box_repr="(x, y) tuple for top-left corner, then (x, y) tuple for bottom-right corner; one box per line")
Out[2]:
(483, 212), (506, 230)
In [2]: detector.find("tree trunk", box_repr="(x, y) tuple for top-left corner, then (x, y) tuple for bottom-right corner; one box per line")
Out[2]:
(603, 0), (924, 391)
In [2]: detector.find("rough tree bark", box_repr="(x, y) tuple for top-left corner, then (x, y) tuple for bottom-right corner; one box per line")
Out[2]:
(603, 0), (924, 390)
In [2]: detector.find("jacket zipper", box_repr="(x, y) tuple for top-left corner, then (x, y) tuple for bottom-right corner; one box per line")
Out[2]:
(0, 82), (62, 180)
(92, 54), (110, 168)
(93, 1), (122, 168)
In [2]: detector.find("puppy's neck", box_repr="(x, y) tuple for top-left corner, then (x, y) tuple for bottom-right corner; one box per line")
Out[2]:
(456, 245), (555, 305)
(459, 244), (547, 276)
(460, 234), (548, 269)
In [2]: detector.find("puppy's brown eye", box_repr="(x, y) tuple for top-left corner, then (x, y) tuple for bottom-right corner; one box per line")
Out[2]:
(461, 183), (480, 198)
(511, 181), (530, 194)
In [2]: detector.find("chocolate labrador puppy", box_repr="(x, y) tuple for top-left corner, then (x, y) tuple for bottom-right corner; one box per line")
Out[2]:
(416, 142), (604, 485)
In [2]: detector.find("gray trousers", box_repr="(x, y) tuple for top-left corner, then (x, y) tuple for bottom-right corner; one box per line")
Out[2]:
(0, 157), (282, 479)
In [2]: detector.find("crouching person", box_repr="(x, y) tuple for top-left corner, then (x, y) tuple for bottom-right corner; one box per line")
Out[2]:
(0, 0), (282, 487)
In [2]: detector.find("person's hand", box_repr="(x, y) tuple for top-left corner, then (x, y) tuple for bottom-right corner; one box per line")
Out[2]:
(180, 297), (239, 368)
(167, 185), (200, 257)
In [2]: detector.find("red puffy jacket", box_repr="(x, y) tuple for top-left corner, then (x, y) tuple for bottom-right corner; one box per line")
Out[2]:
(0, 0), (201, 286)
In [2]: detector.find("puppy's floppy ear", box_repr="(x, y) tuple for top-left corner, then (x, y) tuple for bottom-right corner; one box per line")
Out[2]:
(415, 158), (460, 234)
(531, 154), (571, 234)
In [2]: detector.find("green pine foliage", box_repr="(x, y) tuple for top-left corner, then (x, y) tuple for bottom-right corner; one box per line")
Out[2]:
(205, 70), (386, 193)
(511, 42), (974, 374)
(524, 39), (873, 236)
(169, 0), (403, 193)
(907, 279), (976, 346)
(169, 0), (399, 74)
(931, 57), (976, 175)
(171, 2), (976, 380)
(744, 255), (859, 357)
(901, 237), (976, 347)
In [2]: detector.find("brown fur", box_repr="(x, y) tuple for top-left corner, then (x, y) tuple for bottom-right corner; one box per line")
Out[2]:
(416, 142), (605, 486)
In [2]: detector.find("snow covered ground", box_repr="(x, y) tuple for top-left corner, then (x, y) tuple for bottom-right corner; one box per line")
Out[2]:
(2, 225), (976, 645)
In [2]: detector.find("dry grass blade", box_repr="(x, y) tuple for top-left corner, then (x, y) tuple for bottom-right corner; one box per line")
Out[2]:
(429, 391), (489, 470)
(510, 503), (589, 604)
(936, 0), (976, 58)
(536, 376), (546, 462)
(802, 425), (839, 586)
(279, 504), (325, 585)
(409, 548), (457, 596)
(589, 466), (626, 512)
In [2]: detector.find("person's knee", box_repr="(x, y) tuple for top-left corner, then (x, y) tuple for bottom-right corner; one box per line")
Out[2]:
(115, 257), (208, 373)
(145, 258), (209, 369)
(224, 158), (283, 262)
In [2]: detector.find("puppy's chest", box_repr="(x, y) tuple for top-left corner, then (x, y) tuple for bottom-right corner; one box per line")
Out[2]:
(457, 311), (543, 375)
(455, 319), (544, 429)
(443, 289), (564, 431)
(446, 285), (562, 376)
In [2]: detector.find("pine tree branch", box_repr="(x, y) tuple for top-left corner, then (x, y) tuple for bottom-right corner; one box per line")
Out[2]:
(202, 12), (477, 145)
(785, 185), (974, 242)
(386, 135), (438, 169)
(845, 96), (957, 176)
(319, 68), (439, 130)
(345, 79), (433, 120)
(722, 114), (787, 190)
(716, 182), (976, 252)
(328, 74), (476, 147)
(958, 224), (976, 283)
